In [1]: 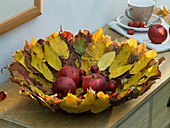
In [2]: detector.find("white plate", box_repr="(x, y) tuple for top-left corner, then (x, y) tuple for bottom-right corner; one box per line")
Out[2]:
(117, 14), (164, 32)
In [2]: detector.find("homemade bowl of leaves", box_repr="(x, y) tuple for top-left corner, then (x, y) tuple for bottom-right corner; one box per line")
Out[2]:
(6, 27), (165, 113)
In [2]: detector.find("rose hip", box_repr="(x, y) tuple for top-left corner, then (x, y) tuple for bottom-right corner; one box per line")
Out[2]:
(79, 70), (86, 76)
(127, 29), (134, 35)
(140, 21), (146, 27)
(133, 21), (140, 28)
(128, 22), (134, 27)
(90, 65), (99, 73)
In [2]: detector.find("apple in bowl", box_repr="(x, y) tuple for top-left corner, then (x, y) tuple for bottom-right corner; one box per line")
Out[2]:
(52, 77), (76, 98)
(82, 73), (107, 93)
(148, 24), (168, 44)
(57, 66), (80, 86)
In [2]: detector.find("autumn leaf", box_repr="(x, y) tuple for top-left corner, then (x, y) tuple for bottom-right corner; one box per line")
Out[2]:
(60, 90), (95, 113)
(14, 50), (33, 73)
(24, 40), (32, 54)
(91, 91), (111, 113)
(28, 74), (53, 94)
(97, 51), (115, 71)
(73, 31), (87, 55)
(106, 40), (122, 55)
(31, 37), (45, 61)
(49, 33), (69, 59)
(78, 90), (96, 113)
(123, 64), (159, 90)
(44, 43), (62, 71)
(109, 63), (134, 79)
(130, 50), (157, 74)
(128, 42), (146, 64)
(29, 85), (45, 96)
(8, 62), (28, 81)
(85, 35), (106, 62)
(80, 59), (94, 74)
(31, 52), (55, 82)
(36, 96), (55, 112)
(92, 27), (103, 42)
(59, 26), (73, 44)
(109, 38), (137, 73)
(60, 93), (79, 113)
(103, 35), (111, 47)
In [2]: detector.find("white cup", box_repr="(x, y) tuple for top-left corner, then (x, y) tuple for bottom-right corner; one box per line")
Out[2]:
(125, 0), (155, 22)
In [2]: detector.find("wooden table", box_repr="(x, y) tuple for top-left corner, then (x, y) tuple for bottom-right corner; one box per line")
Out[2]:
(0, 8), (170, 128)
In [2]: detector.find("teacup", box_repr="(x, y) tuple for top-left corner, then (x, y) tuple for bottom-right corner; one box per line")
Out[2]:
(125, 0), (155, 22)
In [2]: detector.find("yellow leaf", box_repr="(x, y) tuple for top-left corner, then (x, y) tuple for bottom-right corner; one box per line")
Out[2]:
(92, 27), (103, 42)
(80, 59), (94, 74)
(109, 63), (134, 79)
(91, 91), (111, 113)
(60, 93), (80, 113)
(77, 90), (95, 113)
(14, 50), (33, 73)
(86, 35), (106, 61)
(126, 38), (137, 48)
(31, 53), (55, 82)
(60, 90), (95, 113)
(31, 37), (45, 61)
(97, 51), (115, 71)
(130, 50), (157, 74)
(103, 35), (111, 47)
(31, 37), (37, 46)
(138, 64), (158, 84)
(30, 85), (45, 96)
(109, 39), (137, 73)
(44, 43), (62, 71)
(123, 64), (159, 90)
(49, 33), (69, 59)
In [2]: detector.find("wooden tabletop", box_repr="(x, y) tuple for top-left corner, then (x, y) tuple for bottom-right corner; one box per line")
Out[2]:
(0, 8), (170, 128)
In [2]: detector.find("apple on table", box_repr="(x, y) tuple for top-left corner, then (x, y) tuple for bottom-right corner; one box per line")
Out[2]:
(148, 24), (168, 44)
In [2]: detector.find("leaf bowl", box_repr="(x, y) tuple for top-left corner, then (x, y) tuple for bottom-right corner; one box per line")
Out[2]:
(5, 27), (164, 113)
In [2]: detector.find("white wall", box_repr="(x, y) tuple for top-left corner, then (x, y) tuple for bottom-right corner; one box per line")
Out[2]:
(0, 0), (128, 84)
(0, 0), (169, 84)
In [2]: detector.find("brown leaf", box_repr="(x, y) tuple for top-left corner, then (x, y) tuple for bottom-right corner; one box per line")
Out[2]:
(24, 40), (32, 54)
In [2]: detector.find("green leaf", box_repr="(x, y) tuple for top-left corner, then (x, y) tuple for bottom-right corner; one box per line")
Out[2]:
(73, 31), (87, 55)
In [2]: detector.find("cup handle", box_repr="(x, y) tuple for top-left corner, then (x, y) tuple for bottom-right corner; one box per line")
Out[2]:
(125, 7), (133, 20)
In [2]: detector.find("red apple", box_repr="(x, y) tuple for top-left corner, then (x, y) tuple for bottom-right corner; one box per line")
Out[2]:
(90, 65), (99, 73)
(127, 29), (134, 35)
(127, 22), (134, 27)
(82, 73), (107, 93)
(0, 91), (7, 101)
(52, 77), (76, 97)
(57, 66), (80, 86)
(148, 24), (168, 44)
(133, 21), (140, 28)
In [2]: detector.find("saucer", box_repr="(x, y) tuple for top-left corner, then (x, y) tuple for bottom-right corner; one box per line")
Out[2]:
(117, 14), (164, 32)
